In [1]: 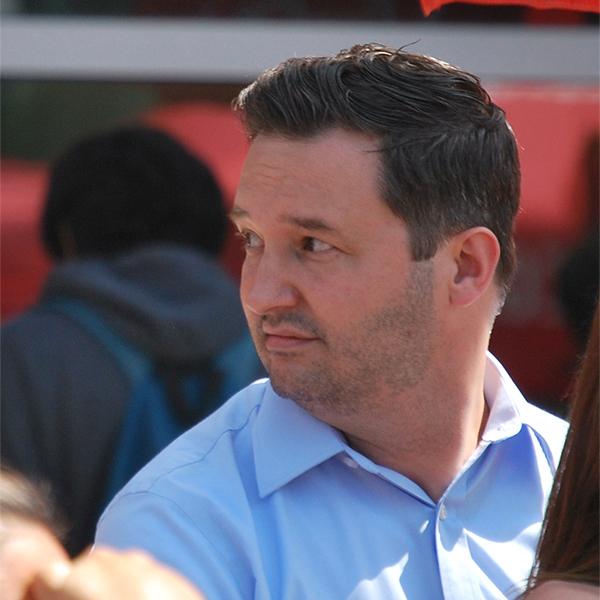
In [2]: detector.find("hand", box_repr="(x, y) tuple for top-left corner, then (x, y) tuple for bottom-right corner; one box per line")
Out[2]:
(30, 547), (206, 600)
(0, 516), (68, 600)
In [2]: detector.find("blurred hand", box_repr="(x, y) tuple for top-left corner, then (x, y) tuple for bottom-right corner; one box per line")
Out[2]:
(30, 547), (205, 600)
(0, 516), (69, 600)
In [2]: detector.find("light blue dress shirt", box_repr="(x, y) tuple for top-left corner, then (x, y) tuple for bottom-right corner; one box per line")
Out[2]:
(96, 353), (567, 599)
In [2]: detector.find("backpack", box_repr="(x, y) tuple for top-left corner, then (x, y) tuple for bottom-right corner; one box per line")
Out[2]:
(45, 297), (262, 510)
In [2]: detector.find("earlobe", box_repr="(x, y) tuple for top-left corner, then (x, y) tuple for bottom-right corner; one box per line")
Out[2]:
(449, 227), (500, 307)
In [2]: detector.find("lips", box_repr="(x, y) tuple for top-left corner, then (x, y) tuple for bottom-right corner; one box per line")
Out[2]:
(262, 328), (319, 351)
(262, 327), (314, 338)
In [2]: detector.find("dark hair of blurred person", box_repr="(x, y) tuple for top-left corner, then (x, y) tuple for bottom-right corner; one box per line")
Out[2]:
(0, 467), (69, 600)
(0, 467), (65, 538)
(525, 307), (599, 599)
(1, 124), (262, 558)
(42, 126), (227, 259)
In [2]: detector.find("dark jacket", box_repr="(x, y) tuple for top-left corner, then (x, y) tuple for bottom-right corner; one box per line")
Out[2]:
(1, 243), (262, 555)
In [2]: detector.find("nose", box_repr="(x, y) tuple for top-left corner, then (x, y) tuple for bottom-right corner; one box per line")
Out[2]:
(241, 249), (299, 316)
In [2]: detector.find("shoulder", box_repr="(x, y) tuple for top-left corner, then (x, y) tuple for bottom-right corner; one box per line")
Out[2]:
(2, 305), (97, 356)
(1, 305), (127, 393)
(485, 352), (568, 470)
(103, 379), (270, 498)
(526, 581), (599, 600)
(96, 380), (271, 596)
(520, 401), (569, 471)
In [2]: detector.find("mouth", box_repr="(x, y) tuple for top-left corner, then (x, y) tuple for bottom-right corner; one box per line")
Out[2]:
(262, 330), (320, 352)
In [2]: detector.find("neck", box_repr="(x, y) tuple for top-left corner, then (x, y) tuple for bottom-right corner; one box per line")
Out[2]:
(336, 353), (490, 502)
(344, 396), (489, 501)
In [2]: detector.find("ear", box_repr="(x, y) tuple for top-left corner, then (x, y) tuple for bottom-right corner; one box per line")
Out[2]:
(447, 227), (500, 307)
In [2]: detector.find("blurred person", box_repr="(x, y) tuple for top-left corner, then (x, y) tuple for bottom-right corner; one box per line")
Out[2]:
(524, 307), (599, 600)
(31, 548), (206, 600)
(0, 468), (68, 600)
(96, 45), (567, 599)
(0, 468), (205, 600)
(556, 133), (599, 350)
(1, 126), (263, 556)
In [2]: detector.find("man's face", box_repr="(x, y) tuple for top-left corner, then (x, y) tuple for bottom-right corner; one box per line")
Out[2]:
(232, 129), (438, 422)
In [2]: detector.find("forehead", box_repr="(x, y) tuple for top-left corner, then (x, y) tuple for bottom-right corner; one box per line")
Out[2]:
(233, 129), (399, 233)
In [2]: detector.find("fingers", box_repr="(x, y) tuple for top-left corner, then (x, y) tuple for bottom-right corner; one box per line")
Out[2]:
(30, 547), (206, 600)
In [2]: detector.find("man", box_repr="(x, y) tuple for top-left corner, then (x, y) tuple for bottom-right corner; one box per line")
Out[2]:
(2, 126), (262, 556)
(96, 45), (567, 599)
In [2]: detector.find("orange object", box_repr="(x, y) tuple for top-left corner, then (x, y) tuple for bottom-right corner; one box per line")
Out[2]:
(420, 0), (599, 16)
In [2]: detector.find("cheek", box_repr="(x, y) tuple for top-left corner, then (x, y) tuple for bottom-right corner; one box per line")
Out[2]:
(238, 262), (254, 306)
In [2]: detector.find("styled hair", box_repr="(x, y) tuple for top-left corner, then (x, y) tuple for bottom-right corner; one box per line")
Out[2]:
(42, 126), (227, 260)
(235, 43), (520, 295)
(527, 306), (599, 592)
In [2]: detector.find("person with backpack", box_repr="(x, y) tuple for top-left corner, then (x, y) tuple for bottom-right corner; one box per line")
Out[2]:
(1, 125), (263, 557)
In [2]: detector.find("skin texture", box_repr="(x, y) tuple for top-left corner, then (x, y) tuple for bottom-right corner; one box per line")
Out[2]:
(30, 548), (206, 600)
(0, 516), (69, 600)
(525, 580), (599, 600)
(0, 515), (205, 600)
(232, 129), (500, 500)
(233, 131), (437, 415)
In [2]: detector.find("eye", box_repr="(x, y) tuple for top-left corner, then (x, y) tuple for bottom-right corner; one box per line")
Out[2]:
(236, 230), (263, 252)
(302, 237), (334, 253)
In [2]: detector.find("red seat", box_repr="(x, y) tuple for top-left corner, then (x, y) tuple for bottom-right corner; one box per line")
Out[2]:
(1, 160), (51, 321)
(489, 84), (599, 404)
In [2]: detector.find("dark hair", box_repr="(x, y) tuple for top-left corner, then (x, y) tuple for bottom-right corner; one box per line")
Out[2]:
(0, 467), (66, 541)
(526, 306), (599, 592)
(235, 43), (520, 295)
(42, 126), (227, 259)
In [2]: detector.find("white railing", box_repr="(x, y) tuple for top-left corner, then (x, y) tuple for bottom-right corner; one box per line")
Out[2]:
(1, 16), (598, 82)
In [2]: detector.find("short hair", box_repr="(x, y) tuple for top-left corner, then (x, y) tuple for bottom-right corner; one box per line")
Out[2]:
(42, 126), (227, 260)
(235, 43), (520, 295)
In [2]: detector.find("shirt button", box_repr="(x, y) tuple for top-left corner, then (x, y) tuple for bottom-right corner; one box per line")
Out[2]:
(439, 504), (448, 521)
(342, 456), (358, 468)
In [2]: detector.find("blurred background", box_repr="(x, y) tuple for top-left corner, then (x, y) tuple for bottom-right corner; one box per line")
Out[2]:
(2, 1), (598, 415)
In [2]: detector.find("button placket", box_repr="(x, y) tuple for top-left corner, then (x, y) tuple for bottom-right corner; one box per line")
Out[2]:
(438, 503), (448, 521)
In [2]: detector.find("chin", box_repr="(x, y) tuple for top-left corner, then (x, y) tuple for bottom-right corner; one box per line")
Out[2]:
(269, 368), (313, 404)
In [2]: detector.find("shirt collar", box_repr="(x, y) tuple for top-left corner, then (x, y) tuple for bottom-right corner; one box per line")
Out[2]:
(253, 383), (346, 498)
(253, 353), (531, 497)
(481, 351), (525, 442)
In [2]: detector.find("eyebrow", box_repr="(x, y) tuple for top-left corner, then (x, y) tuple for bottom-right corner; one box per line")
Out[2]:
(229, 206), (248, 222)
(230, 206), (337, 234)
(280, 215), (336, 233)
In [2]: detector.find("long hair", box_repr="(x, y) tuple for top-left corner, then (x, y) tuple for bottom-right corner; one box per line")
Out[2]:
(527, 307), (599, 591)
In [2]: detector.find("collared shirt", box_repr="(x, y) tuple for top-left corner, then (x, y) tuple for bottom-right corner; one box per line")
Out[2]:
(96, 353), (567, 600)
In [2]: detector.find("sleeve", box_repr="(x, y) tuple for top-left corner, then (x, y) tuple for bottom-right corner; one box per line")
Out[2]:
(95, 491), (253, 600)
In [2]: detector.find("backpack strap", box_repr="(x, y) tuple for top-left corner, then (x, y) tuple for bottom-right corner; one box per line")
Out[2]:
(43, 297), (150, 386)
(42, 298), (162, 504)
(41, 297), (263, 508)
